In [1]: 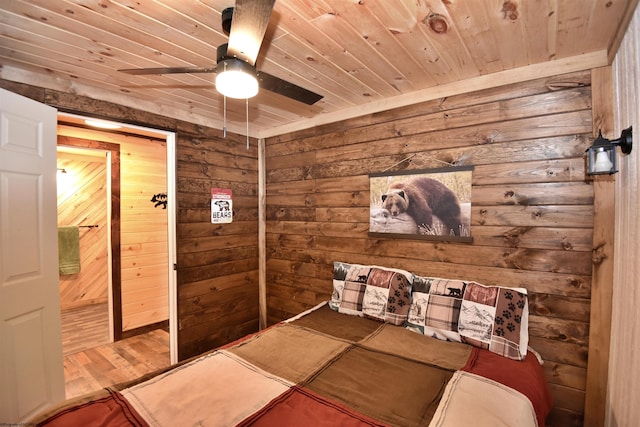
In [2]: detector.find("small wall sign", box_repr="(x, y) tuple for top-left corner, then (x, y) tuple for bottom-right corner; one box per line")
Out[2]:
(211, 188), (233, 224)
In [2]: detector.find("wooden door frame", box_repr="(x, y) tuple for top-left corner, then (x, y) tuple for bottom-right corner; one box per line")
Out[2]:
(57, 135), (123, 341)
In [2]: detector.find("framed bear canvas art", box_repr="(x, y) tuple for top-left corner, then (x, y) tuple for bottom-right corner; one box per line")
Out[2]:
(369, 166), (473, 242)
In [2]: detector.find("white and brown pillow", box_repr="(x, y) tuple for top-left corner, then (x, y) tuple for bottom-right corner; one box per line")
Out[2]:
(405, 276), (466, 342)
(330, 262), (413, 326)
(459, 281), (529, 360)
(406, 275), (529, 361)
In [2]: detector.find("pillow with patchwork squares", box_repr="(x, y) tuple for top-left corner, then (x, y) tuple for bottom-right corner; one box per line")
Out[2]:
(459, 281), (529, 360)
(405, 276), (467, 342)
(406, 275), (529, 361)
(330, 261), (413, 326)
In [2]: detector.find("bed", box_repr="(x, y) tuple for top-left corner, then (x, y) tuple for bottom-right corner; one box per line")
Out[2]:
(34, 262), (552, 427)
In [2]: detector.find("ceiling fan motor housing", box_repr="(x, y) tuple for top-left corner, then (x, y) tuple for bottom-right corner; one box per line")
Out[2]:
(221, 7), (234, 36)
(216, 43), (255, 71)
(215, 43), (259, 99)
(217, 43), (232, 63)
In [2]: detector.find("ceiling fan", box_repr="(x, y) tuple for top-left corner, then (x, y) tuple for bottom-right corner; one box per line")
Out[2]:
(118, 0), (323, 105)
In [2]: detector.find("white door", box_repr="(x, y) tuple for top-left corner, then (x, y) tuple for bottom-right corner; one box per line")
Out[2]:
(0, 89), (65, 421)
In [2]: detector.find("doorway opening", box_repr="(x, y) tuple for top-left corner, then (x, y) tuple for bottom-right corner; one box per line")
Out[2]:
(56, 113), (178, 369)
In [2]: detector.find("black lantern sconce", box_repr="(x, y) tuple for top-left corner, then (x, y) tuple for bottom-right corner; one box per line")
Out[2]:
(586, 127), (633, 175)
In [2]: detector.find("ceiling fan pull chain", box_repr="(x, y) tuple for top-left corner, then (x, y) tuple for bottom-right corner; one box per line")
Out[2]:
(223, 95), (227, 139)
(246, 98), (250, 150)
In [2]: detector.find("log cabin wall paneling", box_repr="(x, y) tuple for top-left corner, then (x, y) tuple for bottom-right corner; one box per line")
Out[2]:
(175, 124), (260, 359)
(264, 70), (595, 427)
(57, 151), (109, 310)
(0, 79), (260, 360)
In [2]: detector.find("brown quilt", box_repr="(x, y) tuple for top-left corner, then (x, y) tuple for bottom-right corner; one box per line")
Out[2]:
(36, 303), (551, 427)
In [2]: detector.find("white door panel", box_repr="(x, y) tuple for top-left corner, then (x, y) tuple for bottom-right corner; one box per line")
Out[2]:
(0, 89), (65, 422)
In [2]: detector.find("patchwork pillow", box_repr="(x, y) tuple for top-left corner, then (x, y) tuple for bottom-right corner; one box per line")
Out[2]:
(406, 276), (529, 361)
(405, 276), (466, 342)
(330, 262), (413, 326)
(459, 281), (529, 361)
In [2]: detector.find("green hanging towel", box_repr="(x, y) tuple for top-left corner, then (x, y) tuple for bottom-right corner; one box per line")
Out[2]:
(58, 226), (81, 275)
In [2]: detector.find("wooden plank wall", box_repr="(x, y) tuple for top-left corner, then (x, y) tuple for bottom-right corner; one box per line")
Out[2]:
(584, 68), (615, 427)
(57, 151), (109, 310)
(607, 7), (640, 426)
(175, 124), (260, 359)
(56, 134), (124, 338)
(119, 135), (168, 332)
(264, 70), (595, 427)
(0, 79), (260, 361)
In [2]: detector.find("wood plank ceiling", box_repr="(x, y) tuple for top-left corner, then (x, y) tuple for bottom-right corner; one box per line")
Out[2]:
(0, 0), (637, 138)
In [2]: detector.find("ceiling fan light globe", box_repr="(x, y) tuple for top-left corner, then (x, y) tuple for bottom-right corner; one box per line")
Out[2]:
(215, 58), (259, 99)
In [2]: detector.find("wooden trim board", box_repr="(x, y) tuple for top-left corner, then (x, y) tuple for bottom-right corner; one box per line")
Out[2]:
(258, 51), (609, 138)
(583, 66), (615, 427)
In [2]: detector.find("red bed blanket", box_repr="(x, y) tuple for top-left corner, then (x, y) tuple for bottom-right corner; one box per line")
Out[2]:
(37, 303), (551, 427)
(36, 390), (147, 427)
(463, 347), (552, 426)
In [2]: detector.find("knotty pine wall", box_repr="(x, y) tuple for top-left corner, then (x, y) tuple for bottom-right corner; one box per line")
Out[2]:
(264, 70), (595, 427)
(119, 134), (168, 332)
(57, 151), (109, 310)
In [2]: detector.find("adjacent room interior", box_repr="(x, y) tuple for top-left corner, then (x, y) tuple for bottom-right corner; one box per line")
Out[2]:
(54, 117), (174, 398)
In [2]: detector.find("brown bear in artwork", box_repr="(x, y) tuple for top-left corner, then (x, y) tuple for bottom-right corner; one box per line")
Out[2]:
(381, 177), (463, 235)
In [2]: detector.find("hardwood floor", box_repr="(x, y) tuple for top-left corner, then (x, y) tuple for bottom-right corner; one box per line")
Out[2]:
(61, 303), (110, 356)
(61, 303), (170, 399)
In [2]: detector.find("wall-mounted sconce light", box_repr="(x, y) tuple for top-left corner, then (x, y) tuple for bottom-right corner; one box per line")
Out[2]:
(586, 127), (633, 175)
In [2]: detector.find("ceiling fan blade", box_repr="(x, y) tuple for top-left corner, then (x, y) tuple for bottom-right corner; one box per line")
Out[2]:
(227, 0), (275, 66)
(119, 66), (216, 75)
(121, 84), (215, 89)
(257, 71), (323, 105)
(118, 63), (322, 104)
